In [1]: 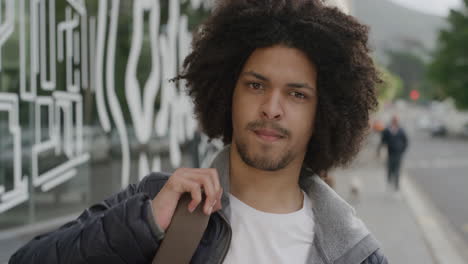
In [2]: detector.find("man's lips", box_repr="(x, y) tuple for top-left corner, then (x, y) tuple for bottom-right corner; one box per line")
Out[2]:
(253, 129), (285, 142)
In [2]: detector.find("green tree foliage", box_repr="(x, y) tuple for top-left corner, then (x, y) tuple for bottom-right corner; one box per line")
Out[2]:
(377, 66), (403, 105)
(428, 0), (468, 109)
(386, 50), (426, 98)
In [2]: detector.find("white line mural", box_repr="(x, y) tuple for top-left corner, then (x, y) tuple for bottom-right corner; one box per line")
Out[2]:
(39, 0), (57, 91)
(0, 0), (15, 72)
(125, 0), (161, 181)
(0, 0), (219, 213)
(105, 0), (131, 187)
(0, 0), (29, 213)
(155, 0), (199, 170)
(31, 91), (90, 192)
(19, 0), (33, 101)
(30, 0), (90, 195)
(94, 0), (111, 132)
(0, 93), (28, 213)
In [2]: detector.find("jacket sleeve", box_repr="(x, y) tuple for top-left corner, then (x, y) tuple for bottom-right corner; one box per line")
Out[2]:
(360, 249), (388, 264)
(402, 129), (409, 153)
(380, 130), (387, 145)
(9, 173), (169, 264)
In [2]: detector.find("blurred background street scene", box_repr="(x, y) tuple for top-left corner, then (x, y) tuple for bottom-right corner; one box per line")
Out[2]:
(0, 0), (467, 263)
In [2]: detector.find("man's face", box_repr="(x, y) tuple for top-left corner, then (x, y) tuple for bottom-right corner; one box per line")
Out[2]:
(391, 116), (399, 127)
(231, 45), (318, 171)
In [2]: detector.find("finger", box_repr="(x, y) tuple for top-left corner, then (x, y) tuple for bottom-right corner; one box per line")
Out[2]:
(186, 172), (217, 215)
(206, 168), (221, 194)
(180, 178), (202, 213)
(199, 168), (222, 213)
(178, 168), (221, 195)
(173, 168), (221, 215)
(213, 188), (223, 212)
(187, 168), (221, 193)
(208, 169), (223, 210)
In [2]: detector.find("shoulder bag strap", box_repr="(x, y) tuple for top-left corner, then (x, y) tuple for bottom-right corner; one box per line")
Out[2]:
(152, 193), (210, 264)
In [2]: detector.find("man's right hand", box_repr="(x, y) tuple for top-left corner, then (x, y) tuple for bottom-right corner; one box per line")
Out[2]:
(151, 168), (223, 231)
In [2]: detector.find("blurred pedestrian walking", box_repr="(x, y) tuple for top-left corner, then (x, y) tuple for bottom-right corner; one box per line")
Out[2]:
(377, 115), (409, 191)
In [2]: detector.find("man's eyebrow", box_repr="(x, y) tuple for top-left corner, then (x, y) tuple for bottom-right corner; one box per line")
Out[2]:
(243, 71), (315, 90)
(286, 82), (315, 91)
(242, 71), (269, 82)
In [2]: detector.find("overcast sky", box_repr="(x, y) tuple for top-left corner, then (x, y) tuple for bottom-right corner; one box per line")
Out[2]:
(389, 0), (462, 16)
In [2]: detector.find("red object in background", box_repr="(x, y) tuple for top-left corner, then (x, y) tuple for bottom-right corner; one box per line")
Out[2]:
(410, 90), (420, 101)
(372, 120), (384, 132)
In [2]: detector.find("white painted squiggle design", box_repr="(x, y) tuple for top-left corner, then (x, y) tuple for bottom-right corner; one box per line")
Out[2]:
(19, 0), (33, 101)
(67, 0), (89, 89)
(39, 0), (56, 90)
(155, 0), (198, 167)
(94, 0), (111, 132)
(0, 93), (28, 213)
(0, 0), (221, 213)
(138, 153), (162, 181)
(125, 0), (160, 145)
(198, 135), (223, 168)
(0, 0), (15, 72)
(57, 7), (80, 92)
(30, 0), (41, 97)
(125, 0), (162, 180)
(31, 2), (90, 192)
(106, 0), (130, 188)
(32, 91), (90, 191)
(88, 16), (97, 91)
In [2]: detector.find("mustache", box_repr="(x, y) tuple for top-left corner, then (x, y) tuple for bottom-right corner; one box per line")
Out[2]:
(246, 120), (290, 138)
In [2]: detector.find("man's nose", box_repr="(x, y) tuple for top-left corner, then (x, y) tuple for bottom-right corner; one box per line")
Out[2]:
(260, 91), (284, 120)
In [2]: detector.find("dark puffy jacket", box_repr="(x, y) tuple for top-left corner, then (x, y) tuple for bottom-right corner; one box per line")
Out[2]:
(10, 173), (387, 264)
(381, 127), (408, 156)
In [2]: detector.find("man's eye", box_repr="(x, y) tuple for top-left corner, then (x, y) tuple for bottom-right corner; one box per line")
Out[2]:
(290, 91), (306, 99)
(248, 82), (262, 90)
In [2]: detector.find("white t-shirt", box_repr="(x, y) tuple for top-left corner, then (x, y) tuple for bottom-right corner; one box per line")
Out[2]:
(222, 191), (315, 264)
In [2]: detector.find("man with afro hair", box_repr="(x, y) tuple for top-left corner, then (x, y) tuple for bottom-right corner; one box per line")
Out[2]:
(11, 0), (387, 263)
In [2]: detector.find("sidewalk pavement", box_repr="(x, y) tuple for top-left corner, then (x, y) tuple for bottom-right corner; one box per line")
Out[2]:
(333, 138), (466, 264)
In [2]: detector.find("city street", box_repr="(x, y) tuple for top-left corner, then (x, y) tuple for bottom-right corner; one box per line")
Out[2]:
(405, 132), (468, 251)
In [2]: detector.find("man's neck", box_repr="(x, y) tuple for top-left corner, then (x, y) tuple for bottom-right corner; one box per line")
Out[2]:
(228, 145), (304, 214)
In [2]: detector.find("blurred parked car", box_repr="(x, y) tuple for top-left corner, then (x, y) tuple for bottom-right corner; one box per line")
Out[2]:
(430, 121), (448, 137)
(462, 123), (468, 138)
(430, 99), (468, 137)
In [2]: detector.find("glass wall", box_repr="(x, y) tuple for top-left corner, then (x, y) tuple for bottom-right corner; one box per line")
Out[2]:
(0, 0), (220, 231)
